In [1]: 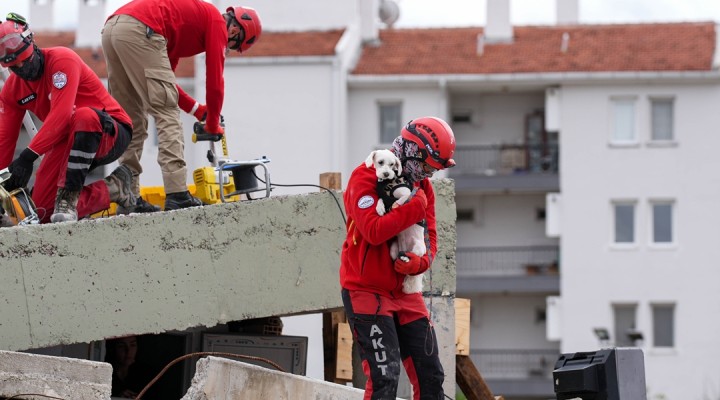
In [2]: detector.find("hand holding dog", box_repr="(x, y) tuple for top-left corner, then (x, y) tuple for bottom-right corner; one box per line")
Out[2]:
(394, 251), (429, 275)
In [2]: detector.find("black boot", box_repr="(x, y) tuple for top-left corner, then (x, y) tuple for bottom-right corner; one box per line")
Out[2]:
(117, 197), (161, 214)
(164, 191), (203, 211)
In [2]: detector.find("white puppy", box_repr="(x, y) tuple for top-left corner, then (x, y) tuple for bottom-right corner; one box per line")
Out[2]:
(366, 150), (426, 294)
(365, 149), (401, 182)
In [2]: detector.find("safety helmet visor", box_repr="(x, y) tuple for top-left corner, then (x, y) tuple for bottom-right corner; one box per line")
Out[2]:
(0, 32), (31, 67)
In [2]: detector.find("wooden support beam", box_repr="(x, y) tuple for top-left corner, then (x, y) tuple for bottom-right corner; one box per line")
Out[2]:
(456, 354), (498, 400)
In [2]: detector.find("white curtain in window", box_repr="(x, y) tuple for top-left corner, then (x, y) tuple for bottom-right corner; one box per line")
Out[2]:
(613, 99), (636, 142)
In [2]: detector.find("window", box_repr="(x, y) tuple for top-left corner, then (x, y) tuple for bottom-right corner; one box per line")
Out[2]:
(456, 209), (474, 222)
(651, 201), (673, 244)
(611, 98), (636, 143)
(452, 109), (473, 124)
(379, 103), (402, 144)
(613, 202), (636, 244)
(613, 304), (637, 347)
(652, 304), (674, 347)
(650, 98), (674, 141)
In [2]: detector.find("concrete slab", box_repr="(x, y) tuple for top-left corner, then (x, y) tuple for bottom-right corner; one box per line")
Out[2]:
(181, 356), (398, 400)
(0, 350), (112, 400)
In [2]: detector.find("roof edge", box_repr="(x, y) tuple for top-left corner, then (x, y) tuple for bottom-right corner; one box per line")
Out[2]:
(348, 70), (720, 86)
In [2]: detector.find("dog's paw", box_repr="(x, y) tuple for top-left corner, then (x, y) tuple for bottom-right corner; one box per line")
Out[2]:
(376, 201), (386, 216)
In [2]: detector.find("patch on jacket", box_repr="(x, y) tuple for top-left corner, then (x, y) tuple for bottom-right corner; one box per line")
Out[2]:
(52, 71), (67, 89)
(358, 195), (374, 209)
(18, 93), (36, 105)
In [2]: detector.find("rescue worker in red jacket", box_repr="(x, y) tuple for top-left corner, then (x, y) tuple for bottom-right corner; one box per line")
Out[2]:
(101, 0), (262, 213)
(340, 117), (456, 399)
(0, 15), (135, 223)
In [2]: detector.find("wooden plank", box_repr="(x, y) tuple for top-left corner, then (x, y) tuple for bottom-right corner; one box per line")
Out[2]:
(456, 354), (496, 400)
(335, 322), (353, 380)
(455, 298), (471, 355)
(319, 172), (342, 191)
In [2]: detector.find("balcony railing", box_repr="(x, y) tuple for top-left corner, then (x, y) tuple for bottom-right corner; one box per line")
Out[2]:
(456, 246), (560, 276)
(471, 349), (559, 380)
(450, 144), (559, 176)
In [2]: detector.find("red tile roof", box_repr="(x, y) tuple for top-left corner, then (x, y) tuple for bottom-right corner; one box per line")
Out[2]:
(28, 22), (716, 79)
(228, 29), (344, 58)
(352, 22), (717, 75)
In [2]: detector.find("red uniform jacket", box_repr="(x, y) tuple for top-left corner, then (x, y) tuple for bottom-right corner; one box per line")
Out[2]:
(340, 163), (437, 299)
(110, 0), (227, 130)
(0, 47), (131, 167)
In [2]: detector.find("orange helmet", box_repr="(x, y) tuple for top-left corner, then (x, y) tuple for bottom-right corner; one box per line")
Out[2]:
(226, 6), (261, 53)
(0, 19), (34, 68)
(401, 117), (456, 170)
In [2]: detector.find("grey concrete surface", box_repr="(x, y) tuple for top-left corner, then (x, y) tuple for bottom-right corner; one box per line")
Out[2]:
(0, 350), (112, 400)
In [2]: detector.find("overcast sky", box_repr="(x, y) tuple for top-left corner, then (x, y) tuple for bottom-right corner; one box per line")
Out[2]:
(2, 0), (720, 30)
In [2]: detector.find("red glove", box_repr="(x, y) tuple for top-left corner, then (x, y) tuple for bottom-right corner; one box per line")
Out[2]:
(412, 188), (427, 209)
(394, 251), (429, 276)
(205, 123), (225, 136)
(192, 104), (208, 121)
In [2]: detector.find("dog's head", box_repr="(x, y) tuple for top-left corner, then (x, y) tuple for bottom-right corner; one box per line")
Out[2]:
(365, 149), (402, 181)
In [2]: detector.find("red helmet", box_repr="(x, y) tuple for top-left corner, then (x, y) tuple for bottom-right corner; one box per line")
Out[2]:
(401, 117), (457, 170)
(0, 20), (34, 68)
(226, 6), (262, 53)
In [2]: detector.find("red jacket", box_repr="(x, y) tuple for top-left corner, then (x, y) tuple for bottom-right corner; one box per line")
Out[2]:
(0, 47), (131, 167)
(110, 0), (227, 131)
(340, 162), (437, 298)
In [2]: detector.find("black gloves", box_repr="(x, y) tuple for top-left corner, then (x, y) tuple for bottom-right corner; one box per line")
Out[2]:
(6, 148), (39, 191)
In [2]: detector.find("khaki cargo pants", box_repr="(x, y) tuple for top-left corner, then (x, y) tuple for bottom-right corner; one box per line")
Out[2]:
(101, 14), (188, 195)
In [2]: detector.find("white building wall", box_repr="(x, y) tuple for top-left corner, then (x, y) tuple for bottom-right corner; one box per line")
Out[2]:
(456, 193), (558, 248)
(558, 82), (720, 399)
(470, 294), (558, 351)
(195, 59), (338, 195)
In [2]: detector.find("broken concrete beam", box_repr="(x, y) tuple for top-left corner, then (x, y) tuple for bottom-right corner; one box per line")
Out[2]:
(181, 356), (403, 400)
(0, 350), (112, 400)
(0, 179), (456, 352)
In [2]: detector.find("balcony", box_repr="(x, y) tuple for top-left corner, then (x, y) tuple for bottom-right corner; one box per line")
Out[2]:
(456, 246), (560, 293)
(450, 144), (559, 193)
(471, 349), (558, 398)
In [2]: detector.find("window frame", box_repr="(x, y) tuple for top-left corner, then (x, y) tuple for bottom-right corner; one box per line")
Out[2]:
(378, 102), (403, 145)
(611, 200), (638, 248)
(648, 97), (675, 144)
(612, 303), (639, 348)
(648, 199), (676, 247)
(651, 303), (675, 349)
(609, 96), (639, 147)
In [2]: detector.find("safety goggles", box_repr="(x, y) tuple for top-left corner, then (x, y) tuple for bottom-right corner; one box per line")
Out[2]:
(0, 31), (31, 66)
(404, 122), (456, 169)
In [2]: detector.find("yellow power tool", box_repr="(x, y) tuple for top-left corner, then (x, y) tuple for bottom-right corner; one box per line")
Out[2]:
(0, 168), (40, 226)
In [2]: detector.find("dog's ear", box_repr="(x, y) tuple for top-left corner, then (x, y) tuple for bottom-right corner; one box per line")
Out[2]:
(365, 151), (376, 168)
(395, 156), (402, 176)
